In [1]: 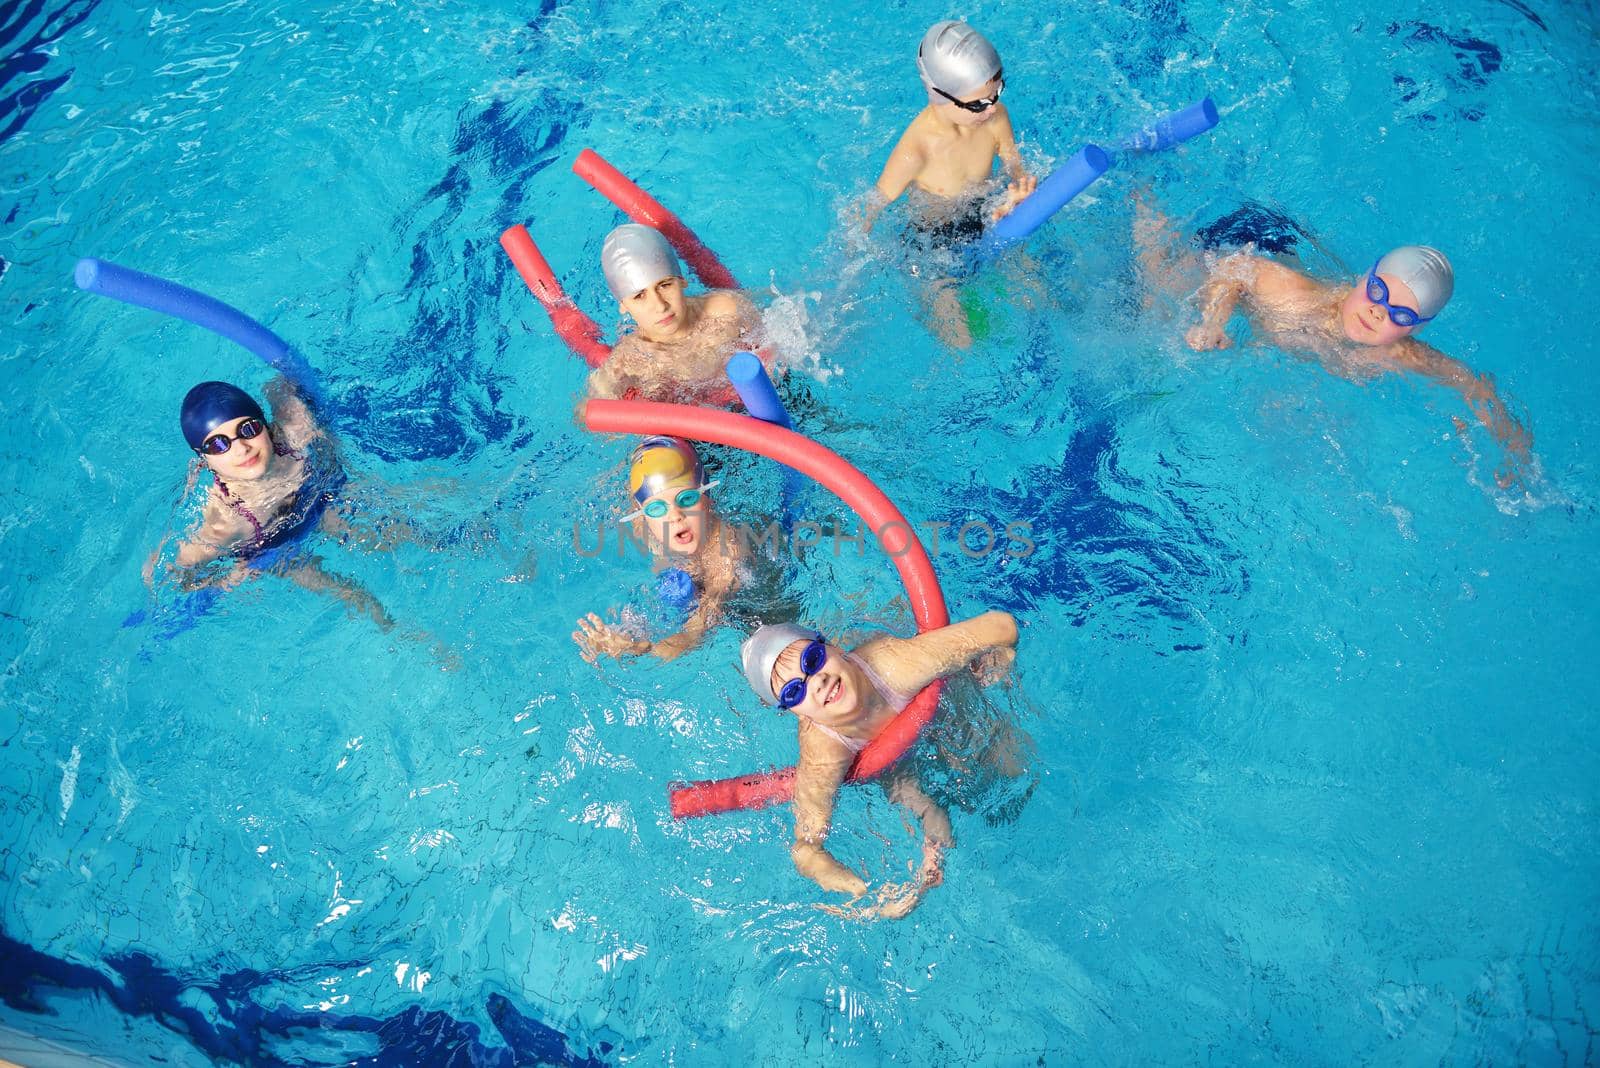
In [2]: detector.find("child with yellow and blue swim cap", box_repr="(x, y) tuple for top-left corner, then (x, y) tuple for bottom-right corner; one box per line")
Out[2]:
(572, 435), (753, 662)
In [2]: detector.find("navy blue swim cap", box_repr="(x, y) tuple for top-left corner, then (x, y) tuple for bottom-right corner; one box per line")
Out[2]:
(181, 381), (265, 450)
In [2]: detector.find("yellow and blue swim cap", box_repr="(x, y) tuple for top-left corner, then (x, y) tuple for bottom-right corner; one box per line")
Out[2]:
(626, 436), (704, 505)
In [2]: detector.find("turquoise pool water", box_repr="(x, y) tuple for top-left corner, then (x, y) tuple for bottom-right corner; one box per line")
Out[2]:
(2, 0), (1598, 1063)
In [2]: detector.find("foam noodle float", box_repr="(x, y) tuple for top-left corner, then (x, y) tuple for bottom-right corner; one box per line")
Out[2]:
(726, 349), (806, 529)
(973, 95), (1221, 263)
(74, 258), (323, 406)
(77, 257), (326, 638)
(583, 399), (951, 818)
(499, 147), (739, 365)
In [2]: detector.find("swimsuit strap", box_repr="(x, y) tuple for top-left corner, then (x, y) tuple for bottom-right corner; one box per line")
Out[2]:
(212, 478), (265, 542)
(800, 716), (869, 754)
(845, 650), (915, 713)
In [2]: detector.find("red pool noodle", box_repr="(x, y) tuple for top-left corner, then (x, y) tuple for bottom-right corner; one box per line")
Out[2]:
(499, 224), (611, 368)
(583, 400), (951, 818)
(573, 149), (740, 292)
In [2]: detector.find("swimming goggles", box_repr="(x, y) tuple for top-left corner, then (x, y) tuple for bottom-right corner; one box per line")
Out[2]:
(196, 417), (267, 456)
(776, 634), (829, 710)
(1365, 261), (1433, 327)
(619, 481), (718, 523)
(932, 71), (1004, 113)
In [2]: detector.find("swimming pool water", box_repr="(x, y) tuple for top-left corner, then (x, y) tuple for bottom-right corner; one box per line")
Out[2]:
(2, 0), (1598, 1064)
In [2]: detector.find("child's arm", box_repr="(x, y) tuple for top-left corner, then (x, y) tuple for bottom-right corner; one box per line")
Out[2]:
(791, 736), (871, 898)
(866, 127), (928, 234)
(572, 587), (727, 663)
(1393, 341), (1534, 485)
(989, 106), (1038, 221)
(864, 610), (1019, 699)
(174, 493), (246, 570)
(263, 376), (324, 450)
(1186, 254), (1315, 350)
(585, 349), (630, 401)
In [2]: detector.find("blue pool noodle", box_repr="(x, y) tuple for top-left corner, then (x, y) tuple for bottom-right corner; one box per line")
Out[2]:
(725, 350), (792, 429)
(1118, 96), (1220, 153)
(74, 257), (323, 404)
(657, 567), (697, 610)
(974, 144), (1112, 262)
(725, 350), (805, 529)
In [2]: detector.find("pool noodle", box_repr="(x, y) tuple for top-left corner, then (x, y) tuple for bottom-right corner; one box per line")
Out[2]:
(499, 224), (612, 368)
(974, 96), (1220, 260)
(583, 399), (950, 818)
(74, 258), (323, 404)
(572, 148), (740, 291)
(1118, 96), (1220, 153)
(725, 350), (805, 528)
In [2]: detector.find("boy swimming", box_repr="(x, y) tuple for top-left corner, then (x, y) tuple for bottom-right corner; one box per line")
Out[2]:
(585, 224), (767, 405)
(740, 611), (1019, 920)
(572, 436), (761, 662)
(1179, 242), (1533, 486)
(868, 21), (1038, 346)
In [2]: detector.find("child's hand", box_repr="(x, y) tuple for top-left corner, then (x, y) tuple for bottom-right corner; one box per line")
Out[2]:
(1186, 323), (1233, 351)
(572, 612), (646, 662)
(990, 173), (1038, 223)
(970, 646), (1015, 687)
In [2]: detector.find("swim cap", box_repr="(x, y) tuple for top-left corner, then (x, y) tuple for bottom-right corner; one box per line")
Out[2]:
(741, 623), (817, 705)
(1375, 245), (1454, 320)
(601, 223), (682, 302)
(180, 381), (265, 450)
(916, 21), (1001, 97)
(626, 436), (704, 505)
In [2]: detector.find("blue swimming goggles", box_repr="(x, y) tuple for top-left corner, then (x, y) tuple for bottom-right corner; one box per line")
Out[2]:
(620, 481), (718, 523)
(776, 634), (829, 710)
(1365, 261), (1433, 327)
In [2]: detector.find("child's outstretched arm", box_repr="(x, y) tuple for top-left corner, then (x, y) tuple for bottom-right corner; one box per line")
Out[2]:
(866, 610), (1020, 699)
(1394, 342), (1534, 486)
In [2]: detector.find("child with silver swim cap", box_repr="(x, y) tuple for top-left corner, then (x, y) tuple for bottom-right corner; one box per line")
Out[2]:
(867, 21), (1039, 346)
(1143, 218), (1534, 486)
(586, 223), (769, 405)
(739, 611), (1022, 919)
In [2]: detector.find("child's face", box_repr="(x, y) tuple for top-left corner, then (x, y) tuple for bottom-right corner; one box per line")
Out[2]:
(200, 416), (274, 481)
(632, 479), (711, 557)
(932, 75), (1003, 127)
(771, 639), (863, 724)
(621, 276), (690, 342)
(1339, 271), (1422, 346)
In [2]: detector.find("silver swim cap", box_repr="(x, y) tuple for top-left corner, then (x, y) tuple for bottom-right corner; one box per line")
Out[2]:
(601, 223), (682, 302)
(916, 21), (1001, 97)
(741, 623), (817, 705)
(1375, 245), (1454, 320)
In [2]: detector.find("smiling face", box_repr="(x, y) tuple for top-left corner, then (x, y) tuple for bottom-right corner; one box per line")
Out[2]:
(199, 417), (274, 481)
(621, 276), (690, 342)
(631, 478), (710, 557)
(769, 638), (863, 725)
(1339, 271), (1422, 346)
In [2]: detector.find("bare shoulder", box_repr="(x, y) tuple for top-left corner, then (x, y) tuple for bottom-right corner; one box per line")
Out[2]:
(700, 289), (746, 319)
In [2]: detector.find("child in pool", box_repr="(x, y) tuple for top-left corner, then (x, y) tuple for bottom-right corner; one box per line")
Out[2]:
(1179, 242), (1534, 486)
(867, 21), (1038, 346)
(585, 224), (768, 405)
(154, 379), (395, 629)
(572, 436), (757, 662)
(740, 613), (1020, 920)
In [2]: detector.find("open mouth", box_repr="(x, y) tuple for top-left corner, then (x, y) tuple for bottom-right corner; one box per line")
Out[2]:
(824, 678), (842, 705)
(672, 526), (695, 546)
